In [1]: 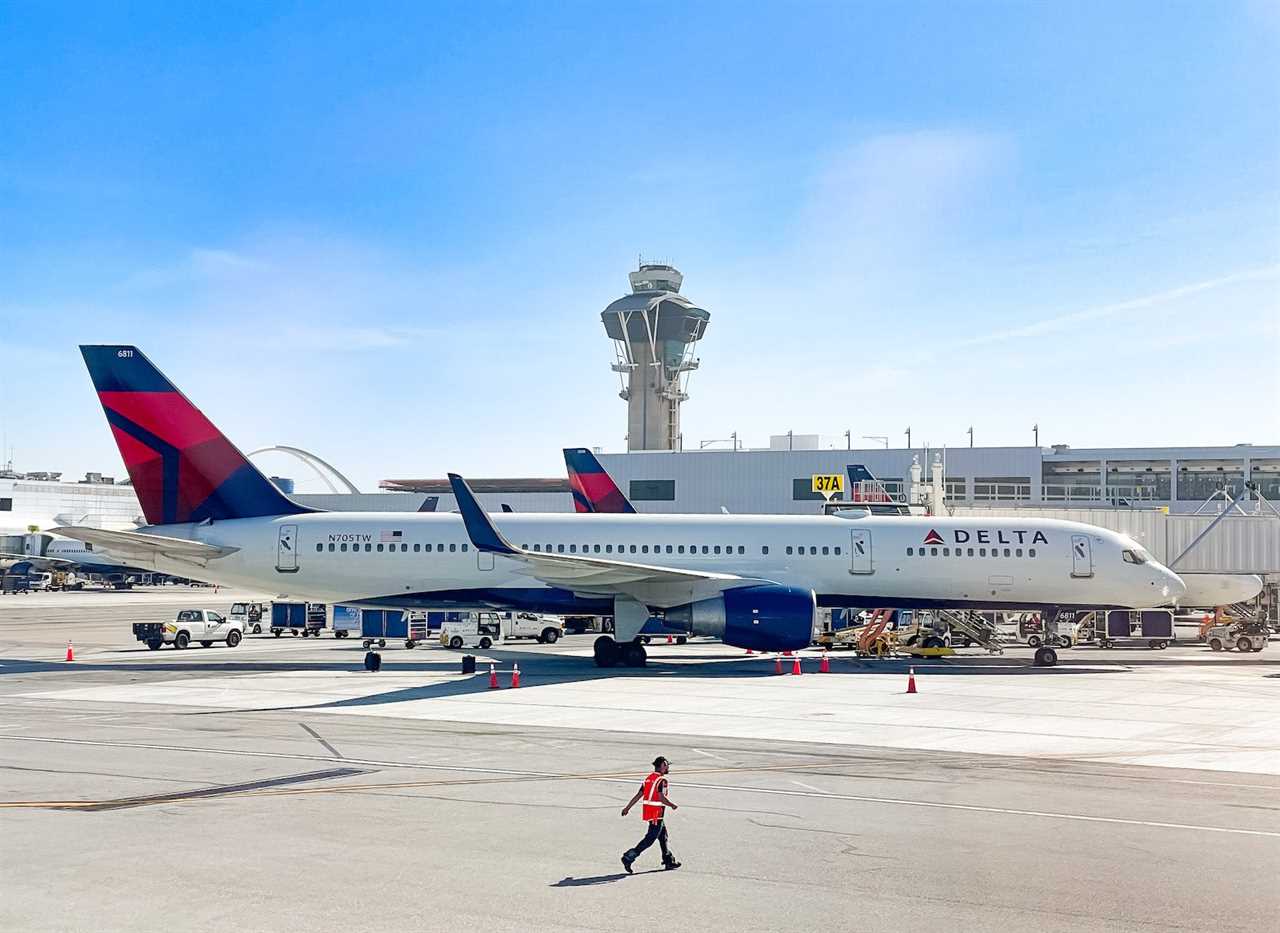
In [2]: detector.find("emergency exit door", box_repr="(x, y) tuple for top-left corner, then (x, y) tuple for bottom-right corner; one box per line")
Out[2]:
(1070, 534), (1093, 578)
(276, 524), (299, 573)
(848, 529), (873, 574)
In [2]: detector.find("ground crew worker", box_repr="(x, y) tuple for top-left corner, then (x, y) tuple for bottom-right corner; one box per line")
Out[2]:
(620, 755), (680, 873)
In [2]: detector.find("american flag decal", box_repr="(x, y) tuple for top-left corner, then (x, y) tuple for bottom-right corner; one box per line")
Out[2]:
(380, 530), (404, 542)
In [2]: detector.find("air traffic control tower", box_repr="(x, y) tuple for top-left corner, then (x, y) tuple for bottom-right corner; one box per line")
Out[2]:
(602, 262), (711, 451)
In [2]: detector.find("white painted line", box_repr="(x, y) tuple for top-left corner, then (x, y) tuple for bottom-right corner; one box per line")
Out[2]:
(790, 780), (822, 792)
(689, 747), (726, 761)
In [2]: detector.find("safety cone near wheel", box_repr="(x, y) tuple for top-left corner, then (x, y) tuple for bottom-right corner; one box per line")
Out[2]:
(488, 663), (499, 689)
(819, 652), (830, 673)
(65, 641), (74, 662)
(906, 667), (918, 694)
(667, 634), (673, 644)
(783, 650), (793, 657)
(791, 656), (802, 675)
(774, 655), (783, 675)
(745, 648), (753, 655)
(510, 663), (521, 688)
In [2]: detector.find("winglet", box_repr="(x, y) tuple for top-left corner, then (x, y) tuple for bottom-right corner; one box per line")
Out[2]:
(447, 474), (518, 555)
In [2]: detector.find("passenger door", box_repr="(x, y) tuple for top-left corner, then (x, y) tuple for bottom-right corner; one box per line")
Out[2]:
(848, 529), (873, 574)
(276, 524), (299, 573)
(1070, 534), (1093, 578)
(477, 551), (495, 571)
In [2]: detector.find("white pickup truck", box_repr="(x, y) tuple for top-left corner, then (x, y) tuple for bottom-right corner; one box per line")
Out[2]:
(132, 609), (244, 650)
(505, 612), (564, 644)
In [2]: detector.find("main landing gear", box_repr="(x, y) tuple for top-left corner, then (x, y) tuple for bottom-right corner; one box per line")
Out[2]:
(594, 635), (647, 668)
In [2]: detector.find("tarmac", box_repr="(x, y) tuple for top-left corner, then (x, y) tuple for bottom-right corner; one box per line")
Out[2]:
(2, 586), (1279, 932)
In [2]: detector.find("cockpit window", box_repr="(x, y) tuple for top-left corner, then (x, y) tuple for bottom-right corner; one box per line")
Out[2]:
(1122, 549), (1147, 565)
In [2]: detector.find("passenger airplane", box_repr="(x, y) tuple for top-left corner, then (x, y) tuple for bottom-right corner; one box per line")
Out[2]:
(55, 346), (1185, 668)
(0, 535), (148, 585)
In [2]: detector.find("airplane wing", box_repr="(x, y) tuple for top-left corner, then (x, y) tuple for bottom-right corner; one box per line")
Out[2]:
(448, 474), (767, 607)
(49, 526), (239, 568)
(0, 552), (76, 568)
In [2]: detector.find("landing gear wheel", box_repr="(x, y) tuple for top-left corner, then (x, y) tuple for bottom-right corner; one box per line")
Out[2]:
(1209, 638), (1223, 651)
(593, 636), (619, 668)
(1033, 646), (1058, 667)
(226, 630), (241, 648)
(1026, 635), (1042, 649)
(479, 637), (492, 650)
(622, 641), (648, 668)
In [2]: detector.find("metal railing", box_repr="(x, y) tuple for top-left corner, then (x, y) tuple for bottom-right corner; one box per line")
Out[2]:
(1041, 484), (1158, 505)
(972, 482), (1032, 502)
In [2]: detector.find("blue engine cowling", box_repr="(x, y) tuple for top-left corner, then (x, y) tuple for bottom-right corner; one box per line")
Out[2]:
(663, 584), (816, 652)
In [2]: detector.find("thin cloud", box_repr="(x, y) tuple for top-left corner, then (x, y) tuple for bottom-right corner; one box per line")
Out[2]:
(957, 266), (1280, 348)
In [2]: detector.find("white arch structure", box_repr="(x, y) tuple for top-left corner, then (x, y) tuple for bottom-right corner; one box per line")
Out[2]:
(246, 446), (361, 495)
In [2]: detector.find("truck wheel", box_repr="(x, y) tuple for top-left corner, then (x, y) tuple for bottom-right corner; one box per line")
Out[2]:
(274, 630), (282, 638)
(1209, 638), (1223, 651)
(226, 630), (241, 648)
(676, 636), (688, 645)
(252, 624), (262, 635)
(1026, 635), (1042, 648)
(542, 629), (559, 644)
(200, 640), (213, 648)
(1237, 637), (1253, 652)
(362, 639), (371, 649)
(1156, 640), (1168, 649)
(147, 639), (162, 651)
(174, 632), (190, 650)
(378, 638), (386, 648)
(479, 637), (492, 650)
(923, 636), (945, 649)
(448, 636), (463, 649)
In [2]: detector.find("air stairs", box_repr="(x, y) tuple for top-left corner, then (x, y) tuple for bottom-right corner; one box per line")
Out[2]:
(936, 609), (1004, 654)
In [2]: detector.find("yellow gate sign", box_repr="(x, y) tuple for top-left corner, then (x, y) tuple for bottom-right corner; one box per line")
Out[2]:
(811, 474), (845, 497)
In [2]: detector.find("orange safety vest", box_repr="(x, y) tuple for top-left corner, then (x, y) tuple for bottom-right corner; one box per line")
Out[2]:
(640, 771), (667, 822)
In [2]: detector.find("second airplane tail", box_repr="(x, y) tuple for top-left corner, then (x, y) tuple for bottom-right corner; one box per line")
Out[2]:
(80, 345), (315, 526)
(563, 447), (636, 514)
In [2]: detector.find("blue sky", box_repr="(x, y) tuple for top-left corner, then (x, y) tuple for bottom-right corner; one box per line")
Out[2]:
(1, 2), (1277, 491)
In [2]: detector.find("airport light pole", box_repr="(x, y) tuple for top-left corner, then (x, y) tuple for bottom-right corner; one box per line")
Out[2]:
(844, 429), (851, 450)
(1033, 423), (1039, 448)
(905, 426), (912, 450)
(863, 435), (889, 449)
(967, 426), (974, 448)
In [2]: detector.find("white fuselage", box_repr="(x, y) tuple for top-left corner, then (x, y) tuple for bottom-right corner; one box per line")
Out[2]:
(135, 511), (1184, 613)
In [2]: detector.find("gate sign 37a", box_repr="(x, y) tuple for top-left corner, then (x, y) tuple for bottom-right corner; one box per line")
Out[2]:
(811, 474), (845, 497)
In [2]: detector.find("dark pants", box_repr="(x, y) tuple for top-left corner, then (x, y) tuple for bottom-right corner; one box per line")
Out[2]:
(626, 819), (672, 862)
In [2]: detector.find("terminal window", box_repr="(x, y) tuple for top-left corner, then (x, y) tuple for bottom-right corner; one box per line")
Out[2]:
(791, 479), (826, 501)
(0, 498), (11, 511)
(630, 479), (676, 501)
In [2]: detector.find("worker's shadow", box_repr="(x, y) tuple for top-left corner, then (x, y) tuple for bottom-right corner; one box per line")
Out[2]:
(551, 870), (664, 886)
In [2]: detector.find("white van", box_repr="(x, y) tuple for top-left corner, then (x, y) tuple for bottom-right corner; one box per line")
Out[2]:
(27, 572), (53, 592)
(440, 613), (501, 650)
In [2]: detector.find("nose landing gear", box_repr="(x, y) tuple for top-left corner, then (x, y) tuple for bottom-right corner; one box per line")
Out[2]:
(1033, 645), (1058, 667)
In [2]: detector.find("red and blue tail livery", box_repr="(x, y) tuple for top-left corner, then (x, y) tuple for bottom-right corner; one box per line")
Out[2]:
(563, 447), (636, 514)
(80, 345), (313, 526)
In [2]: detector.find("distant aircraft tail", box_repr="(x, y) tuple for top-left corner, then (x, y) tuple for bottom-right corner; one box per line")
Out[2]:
(80, 346), (315, 526)
(563, 448), (635, 514)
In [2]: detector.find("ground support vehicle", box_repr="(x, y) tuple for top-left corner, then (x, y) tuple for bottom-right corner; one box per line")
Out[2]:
(332, 604), (360, 638)
(229, 601), (268, 634)
(638, 616), (687, 645)
(1, 572), (32, 594)
(503, 612), (565, 644)
(270, 602), (309, 637)
(132, 609), (243, 650)
(1206, 620), (1269, 653)
(440, 613), (500, 650)
(1096, 609), (1174, 649)
(361, 609), (408, 649)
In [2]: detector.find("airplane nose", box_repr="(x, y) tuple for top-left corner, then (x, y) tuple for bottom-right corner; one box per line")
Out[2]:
(1164, 568), (1187, 601)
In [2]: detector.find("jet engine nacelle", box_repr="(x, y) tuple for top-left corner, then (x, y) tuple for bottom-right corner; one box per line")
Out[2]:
(664, 584), (816, 652)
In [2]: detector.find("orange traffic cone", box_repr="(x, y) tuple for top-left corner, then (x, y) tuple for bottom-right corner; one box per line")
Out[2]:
(510, 663), (521, 688)
(774, 656), (783, 675)
(791, 656), (802, 675)
(906, 667), (917, 694)
(745, 648), (753, 655)
(819, 652), (830, 673)
(667, 634), (673, 644)
(488, 663), (499, 689)
(65, 641), (74, 662)
(783, 650), (793, 657)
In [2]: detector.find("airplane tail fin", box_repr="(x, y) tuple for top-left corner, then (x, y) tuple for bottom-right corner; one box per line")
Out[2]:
(79, 345), (315, 526)
(563, 448), (635, 514)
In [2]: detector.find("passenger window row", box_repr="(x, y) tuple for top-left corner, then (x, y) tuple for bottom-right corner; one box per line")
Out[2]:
(906, 546), (1037, 558)
(319, 542), (469, 554)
